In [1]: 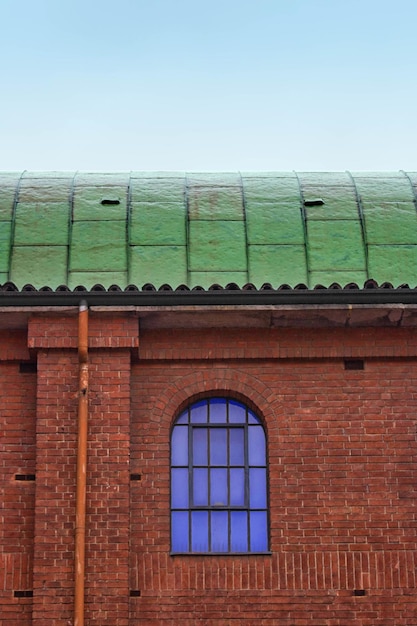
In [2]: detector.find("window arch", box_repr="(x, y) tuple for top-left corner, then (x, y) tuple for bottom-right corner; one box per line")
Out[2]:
(171, 397), (268, 554)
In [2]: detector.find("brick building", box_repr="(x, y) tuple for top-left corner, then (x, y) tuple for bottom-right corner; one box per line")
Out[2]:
(1, 171), (417, 625)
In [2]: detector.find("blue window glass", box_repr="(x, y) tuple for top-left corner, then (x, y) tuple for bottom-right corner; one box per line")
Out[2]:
(171, 397), (268, 553)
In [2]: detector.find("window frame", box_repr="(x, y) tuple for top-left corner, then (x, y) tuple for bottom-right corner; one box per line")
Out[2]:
(170, 397), (270, 555)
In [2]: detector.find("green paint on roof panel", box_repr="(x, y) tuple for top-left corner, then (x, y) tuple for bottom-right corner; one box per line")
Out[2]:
(354, 174), (414, 202)
(368, 245), (417, 287)
(14, 202), (70, 246)
(189, 271), (248, 289)
(248, 245), (307, 287)
(304, 196), (360, 220)
(298, 172), (352, 185)
(307, 220), (366, 271)
(18, 178), (72, 203)
(130, 245), (187, 287)
(130, 178), (185, 203)
(188, 186), (243, 221)
(403, 171), (417, 189)
(74, 173), (130, 185)
(364, 202), (417, 244)
(242, 175), (300, 203)
(68, 271), (128, 290)
(352, 172), (404, 178)
(130, 202), (186, 245)
(301, 186), (359, 220)
(10, 246), (67, 289)
(70, 221), (127, 271)
(310, 270), (368, 287)
(0, 175), (19, 221)
(21, 171), (75, 179)
(186, 173), (239, 185)
(246, 202), (304, 245)
(298, 173), (359, 220)
(241, 172), (295, 177)
(0, 188), (16, 221)
(1, 171), (417, 289)
(130, 171), (185, 179)
(0, 222), (12, 273)
(73, 186), (127, 221)
(189, 221), (247, 272)
(0, 220), (12, 242)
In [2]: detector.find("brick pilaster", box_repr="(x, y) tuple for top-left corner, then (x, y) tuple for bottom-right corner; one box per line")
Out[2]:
(30, 314), (138, 626)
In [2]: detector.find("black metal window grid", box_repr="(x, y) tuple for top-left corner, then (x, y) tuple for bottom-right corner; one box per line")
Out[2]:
(171, 397), (268, 554)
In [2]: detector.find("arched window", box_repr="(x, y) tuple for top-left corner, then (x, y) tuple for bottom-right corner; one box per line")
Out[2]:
(171, 397), (268, 553)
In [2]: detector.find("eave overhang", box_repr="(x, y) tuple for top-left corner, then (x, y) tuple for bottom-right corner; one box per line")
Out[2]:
(1, 280), (417, 307)
(2, 281), (417, 331)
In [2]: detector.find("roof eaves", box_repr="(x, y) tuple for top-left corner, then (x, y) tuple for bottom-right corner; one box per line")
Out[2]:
(1, 281), (417, 307)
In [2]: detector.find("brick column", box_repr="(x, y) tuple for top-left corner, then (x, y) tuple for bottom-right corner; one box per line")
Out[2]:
(29, 313), (138, 626)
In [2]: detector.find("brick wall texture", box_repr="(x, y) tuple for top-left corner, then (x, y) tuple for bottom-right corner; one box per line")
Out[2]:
(1, 318), (417, 625)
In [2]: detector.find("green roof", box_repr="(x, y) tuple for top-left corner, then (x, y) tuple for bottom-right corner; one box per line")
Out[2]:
(1, 171), (417, 289)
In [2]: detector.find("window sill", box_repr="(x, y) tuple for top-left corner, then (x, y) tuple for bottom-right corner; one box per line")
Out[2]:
(170, 551), (272, 557)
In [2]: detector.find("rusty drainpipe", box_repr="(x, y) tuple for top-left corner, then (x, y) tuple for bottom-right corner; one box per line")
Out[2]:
(74, 300), (89, 626)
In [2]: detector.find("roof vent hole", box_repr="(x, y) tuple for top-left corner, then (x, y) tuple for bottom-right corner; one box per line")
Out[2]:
(304, 198), (324, 207)
(101, 198), (120, 205)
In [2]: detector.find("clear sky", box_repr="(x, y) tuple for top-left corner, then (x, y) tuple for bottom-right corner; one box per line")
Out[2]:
(1, 0), (416, 172)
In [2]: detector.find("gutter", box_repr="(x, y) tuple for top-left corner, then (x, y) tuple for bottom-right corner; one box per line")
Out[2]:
(1, 286), (417, 307)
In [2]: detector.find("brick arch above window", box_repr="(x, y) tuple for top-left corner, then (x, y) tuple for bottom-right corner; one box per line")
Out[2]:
(150, 367), (280, 434)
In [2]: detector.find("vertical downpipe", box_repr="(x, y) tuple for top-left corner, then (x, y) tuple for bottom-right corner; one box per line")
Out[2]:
(74, 300), (89, 626)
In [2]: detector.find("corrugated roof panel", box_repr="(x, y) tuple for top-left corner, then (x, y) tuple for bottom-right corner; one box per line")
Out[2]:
(14, 202), (70, 246)
(245, 202), (305, 245)
(248, 244), (307, 286)
(241, 174), (300, 203)
(73, 185), (128, 221)
(309, 270), (368, 287)
(403, 171), (417, 190)
(0, 171), (416, 290)
(74, 172), (130, 186)
(0, 173), (20, 221)
(188, 185), (244, 221)
(70, 221), (127, 272)
(186, 172), (238, 185)
(303, 192), (360, 220)
(130, 177), (186, 203)
(21, 171), (75, 179)
(368, 245), (417, 287)
(10, 246), (68, 288)
(130, 202), (187, 246)
(298, 172), (360, 222)
(354, 173), (413, 202)
(241, 172), (298, 178)
(0, 222), (12, 273)
(68, 271), (128, 290)
(364, 202), (417, 244)
(188, 221), (247, 273)
(18, 176), (73, 203)
(187, 174), (243, 221)
(189, 271), (247, 289)
(129, 245), (187, 287)
(307, 220), (366, 272)
(130, 171), (185, 179)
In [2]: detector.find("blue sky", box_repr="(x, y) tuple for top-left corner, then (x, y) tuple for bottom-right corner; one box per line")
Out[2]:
(1, 0), (416, 171)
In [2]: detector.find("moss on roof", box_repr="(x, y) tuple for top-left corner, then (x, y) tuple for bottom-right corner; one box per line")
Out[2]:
(1, 171), (416, 289)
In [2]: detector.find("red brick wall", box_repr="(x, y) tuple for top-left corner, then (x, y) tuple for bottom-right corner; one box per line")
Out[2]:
(2, 320), (417, 625)
(130, 327), (417, 625)
(0, 332), (36, 626)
